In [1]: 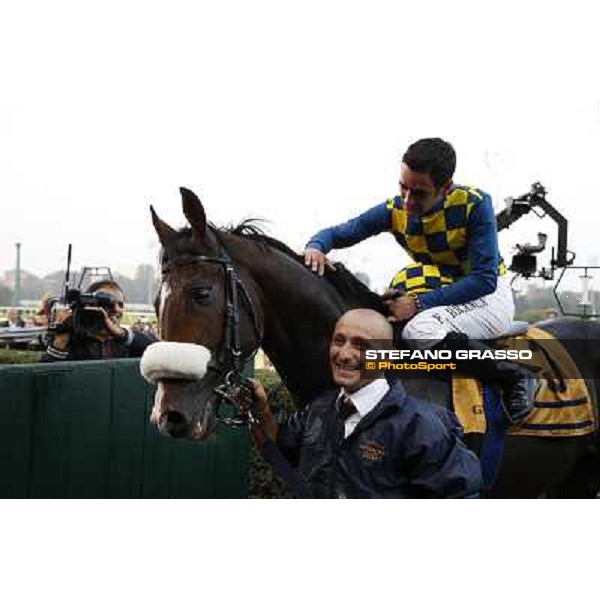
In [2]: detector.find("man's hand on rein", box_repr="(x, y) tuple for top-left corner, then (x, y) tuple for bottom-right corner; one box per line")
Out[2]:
(382, 290), (419, 323)
(247, 378), (278, 442)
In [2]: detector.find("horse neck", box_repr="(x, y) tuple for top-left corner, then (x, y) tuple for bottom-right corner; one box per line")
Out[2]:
(223, 234), (348, 403)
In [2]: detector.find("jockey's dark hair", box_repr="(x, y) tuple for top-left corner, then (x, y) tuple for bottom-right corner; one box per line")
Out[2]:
(86, 279), (123, 295)
(402, 138), (456, 188)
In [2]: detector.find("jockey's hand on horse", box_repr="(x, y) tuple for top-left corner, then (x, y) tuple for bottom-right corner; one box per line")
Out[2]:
(382, 290), (419, 323)
(247, 378), (278, 442)
(83, 306), (128, 340)
(302, 248), (337, 277)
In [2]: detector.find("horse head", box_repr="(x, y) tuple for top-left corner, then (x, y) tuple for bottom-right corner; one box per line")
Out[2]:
(142, 188), (264, 441)
(143, 187), (385, 442)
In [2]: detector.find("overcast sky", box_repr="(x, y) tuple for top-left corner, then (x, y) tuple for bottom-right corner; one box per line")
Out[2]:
(1, 1), (599, 293)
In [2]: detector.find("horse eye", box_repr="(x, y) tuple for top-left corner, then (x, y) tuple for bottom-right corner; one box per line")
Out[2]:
(190, 286), (212, 305)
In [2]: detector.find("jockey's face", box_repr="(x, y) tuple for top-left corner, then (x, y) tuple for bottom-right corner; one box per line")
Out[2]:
(399, 162), (451, 214)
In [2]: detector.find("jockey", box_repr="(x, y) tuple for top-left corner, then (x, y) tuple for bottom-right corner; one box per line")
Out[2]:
(303, 137), (535, 424)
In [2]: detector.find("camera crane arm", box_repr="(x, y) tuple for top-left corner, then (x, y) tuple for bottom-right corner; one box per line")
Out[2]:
(495, 182), (573, 271)
(495, 182), (600, 318)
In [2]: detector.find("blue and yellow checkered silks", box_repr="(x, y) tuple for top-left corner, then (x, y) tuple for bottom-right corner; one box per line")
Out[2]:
(386, 185), (506, 278)
(389, 263), (455, 295)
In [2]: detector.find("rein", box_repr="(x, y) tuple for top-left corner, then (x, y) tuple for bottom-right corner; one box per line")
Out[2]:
(161, 243), (263, 427)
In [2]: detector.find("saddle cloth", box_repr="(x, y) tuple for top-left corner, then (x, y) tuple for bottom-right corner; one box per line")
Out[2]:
(452, 327), (597, 437)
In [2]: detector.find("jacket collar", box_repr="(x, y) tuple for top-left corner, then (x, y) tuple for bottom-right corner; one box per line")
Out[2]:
(346, 380), (407, 437)
(342, 378), (390, 418)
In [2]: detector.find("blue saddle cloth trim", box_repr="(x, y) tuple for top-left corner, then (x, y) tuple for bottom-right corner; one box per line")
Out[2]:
(533, 398), (587, 408)
(480, 384), (506, 492)
(520, 420), (593, 431)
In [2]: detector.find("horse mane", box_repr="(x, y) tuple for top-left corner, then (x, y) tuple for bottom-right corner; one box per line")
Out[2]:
(162, 220), (384, 313)
(221, 220), (385, 313)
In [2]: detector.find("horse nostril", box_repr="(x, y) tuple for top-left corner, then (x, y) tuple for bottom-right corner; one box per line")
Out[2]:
(164, 411), (189, 438)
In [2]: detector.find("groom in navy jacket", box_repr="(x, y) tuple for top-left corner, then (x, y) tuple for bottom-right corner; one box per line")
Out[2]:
(251, 308), (482, 499)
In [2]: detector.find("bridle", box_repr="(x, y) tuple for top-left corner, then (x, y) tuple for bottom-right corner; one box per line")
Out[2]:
(160, 241), (263, 427)
(157, 232), (312, 497)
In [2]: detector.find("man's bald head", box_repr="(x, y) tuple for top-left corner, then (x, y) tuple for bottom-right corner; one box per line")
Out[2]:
(334, 309), (394, 342)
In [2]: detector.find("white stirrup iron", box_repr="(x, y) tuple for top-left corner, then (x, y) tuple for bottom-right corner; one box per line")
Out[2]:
(140, 342), (211, 383)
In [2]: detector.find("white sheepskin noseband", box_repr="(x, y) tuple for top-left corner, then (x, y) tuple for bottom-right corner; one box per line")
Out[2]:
(140, 342), (211, 383)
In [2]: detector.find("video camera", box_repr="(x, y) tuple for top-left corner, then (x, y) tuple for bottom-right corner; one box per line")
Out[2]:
(64, 288), (119, 333)
(48, 245), (118, 335)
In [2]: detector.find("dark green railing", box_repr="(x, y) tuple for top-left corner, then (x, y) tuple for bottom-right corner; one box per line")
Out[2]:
(0, 359), (249, 498)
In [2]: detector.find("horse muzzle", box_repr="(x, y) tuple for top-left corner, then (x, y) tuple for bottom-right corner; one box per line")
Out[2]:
(152, 378), (220, 441)
(141, 342), (217, 441)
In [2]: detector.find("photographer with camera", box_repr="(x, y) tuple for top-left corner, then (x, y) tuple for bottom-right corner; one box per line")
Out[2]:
(42, 280), (155, 362)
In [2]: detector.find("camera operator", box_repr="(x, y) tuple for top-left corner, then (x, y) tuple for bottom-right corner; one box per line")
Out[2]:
(42, 280), (155, 362)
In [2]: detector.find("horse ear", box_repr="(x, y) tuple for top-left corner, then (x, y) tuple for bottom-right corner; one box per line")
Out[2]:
(150, 206), (177, 247)
(181, 187), (207, 239)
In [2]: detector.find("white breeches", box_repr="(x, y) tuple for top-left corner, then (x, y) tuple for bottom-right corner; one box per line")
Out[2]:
(402, 276), (515, 349)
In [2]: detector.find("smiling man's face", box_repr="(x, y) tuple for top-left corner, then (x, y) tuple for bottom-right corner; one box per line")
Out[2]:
(329, 309), (393, 393)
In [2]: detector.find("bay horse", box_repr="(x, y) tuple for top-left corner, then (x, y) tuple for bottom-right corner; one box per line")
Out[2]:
(148, 188), (600, 498)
